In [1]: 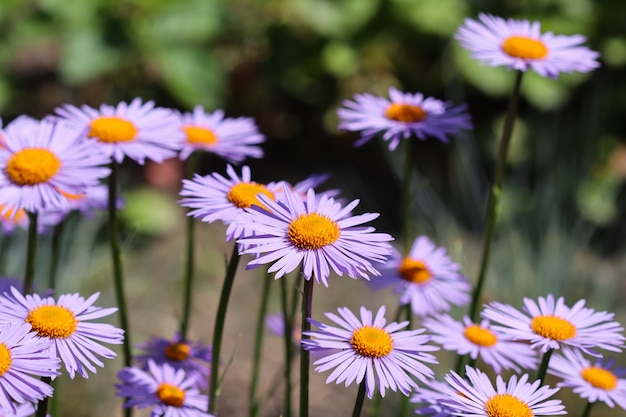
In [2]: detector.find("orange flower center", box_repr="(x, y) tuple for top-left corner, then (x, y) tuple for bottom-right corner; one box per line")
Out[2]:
(384, 103), (427, 123)
(463, 324), (498, 347)
(501, 36), (548, 60)
(26, 305), (78, 339)
(0, 344), (12, 377)
(156, 383), (185, 407)
(183, 125), (219, 146)
(88, 116), (138, 143)
(485, 393), (533, 417)
(164, 343), (191, 361)
(5, 148), (61, 185)
(398, 259), (432, 283)
(350, 326), (393, 358)
(226, 182), (274, 209)
(530, 315), (576, 341)
(581, 366), (618, 390)
(287, 213), (341, 250)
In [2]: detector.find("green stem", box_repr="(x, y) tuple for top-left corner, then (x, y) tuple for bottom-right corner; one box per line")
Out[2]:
(0, 234), (10, 274)
(352, 381), (367, 417)
(23, 212), (38, 295)
(299, 278), (314, 417)
(402, 138), (414, 253)
(248, 271), (272, 417)
(536, 349), (554, 385)
(469, 71), (524, 322)
(280, 276), (293, 417)
(209, 245), (241, 415)
(180, 215), (195, 340)
(580, 401), (593, 417)
(48, 220), (66, 291)
(35, 376), (51, 417)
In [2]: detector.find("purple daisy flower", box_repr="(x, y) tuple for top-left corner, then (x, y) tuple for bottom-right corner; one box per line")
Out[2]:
(179, 165), (278, 241)
(370, 236), (471, 317)
(301, 305), (438, 399)
(135, 334), (212, 390)
(423, 314), (538, 374)
(116, 360), (213, 417)
(178, 106), (264, 162)
(0, 287), (124, 378)
(482, 294), (625, 355)
(55, 98), (183, 164)
(238, 186), (394, 286)
(337, 87), (471, 150)
(549, 349), (626, 409)
(411, 379), (458, 417)
(455, 13), (600, 78)
(0, 205), (28, 234)
(0, 322), (60, 414)
(442, 366), (565, 416)
(0, 118), (111, 213)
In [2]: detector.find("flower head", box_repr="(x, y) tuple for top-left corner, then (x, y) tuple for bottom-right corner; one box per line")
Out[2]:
(482, 294), (625, 355)
(302, 305), (438, 399)
(0, 287), (124, 378)
(442, 366), (566, 416)
(238, 186), (394, 286)
(423, 314), (538, 374)
(338, 87), (471, 150)
(549, 349), (626, 409)
(371, 236), (471, 317)
(455, 13), (600, 78)
(0, 118), (110, 213)
(55, 98), (183, 164)
(0, 322), (60, 414)
(116, 360), (213, 417)
(178, 106), (264, 162)
(179, 165), (277, 241)
(135, 334), (212, 389)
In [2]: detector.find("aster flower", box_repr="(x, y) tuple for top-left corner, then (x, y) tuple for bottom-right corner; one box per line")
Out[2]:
(116, 360), (213, 417)
(549, 349), (626, 409)
(178, 106), (264, 162)
(238, 186), (394, 286)
(370, 236), (471, 317)
(301, 305), (438, 399)
(0, 322), (60, 414)
(0, 287), (124, 378)
(337, 87), (471, 150)
(135, 334), (212, 389)
(482, 294), (625, 355)
(455, 13), (600, 78)
(0, 118), (111, 214)
(55, 98), (183, 164)
(0, 204), (28, 234)
(179, 165), (277, 241)
(442, 366), (566, 416)
(423, 314), (538, 374)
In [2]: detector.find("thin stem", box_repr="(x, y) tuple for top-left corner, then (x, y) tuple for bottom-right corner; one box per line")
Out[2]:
(580, 401), (593, 417)
(180, 215), (195, 340)
(402, 138), (414, 253)
(469, 71), (524, 322)
(48, 220), (67, 291)
(23, 212), (38, 295)
(108, 163), (132, 367)
(208, 245), (241, 415)
(35, 377), (51, 417)
(299, 278), (314, 417)
(248, 271), (272, 417)
(0, 234), (10, 274)
(280, 276), (293, 417)
(536, 348), (554, 385)
(352, 381), (367, 417)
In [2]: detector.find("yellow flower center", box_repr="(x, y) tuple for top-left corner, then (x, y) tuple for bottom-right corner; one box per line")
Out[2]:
(26, 305), (78, 339)
(164, 342), (191, 361)
(182, 125), (219, 146)
(463, 324), (498, 347)
(156, 383), (185, 407)
(485, 393), (533, 417)
(5, 148), (61, 186)
(0, 204), (26, 223)
(226, 182), (274, 209)
(88, 116), (138, 143)
(350, 326), (393, 358)
(0, 343), (12, 377)
(581, 366), (618, 390)
(398, 259), (432, 284)
(530, 315), (576, 341)
(287, 213), (341, 250)
(384, 103), (427, 123)
(501, 36), (549, 60)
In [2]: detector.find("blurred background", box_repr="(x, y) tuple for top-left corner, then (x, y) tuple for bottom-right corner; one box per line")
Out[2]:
(2, 0), (626, 415)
